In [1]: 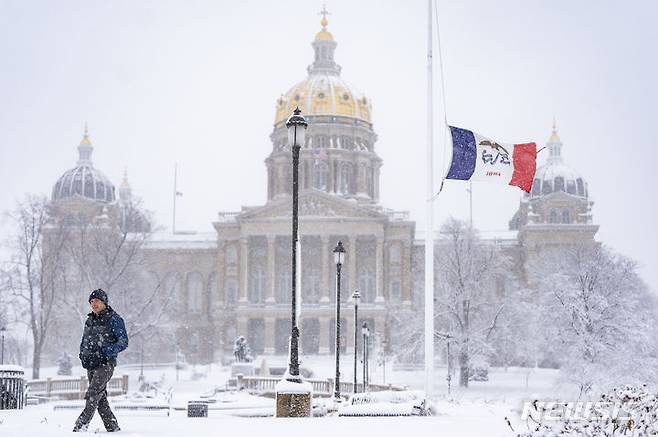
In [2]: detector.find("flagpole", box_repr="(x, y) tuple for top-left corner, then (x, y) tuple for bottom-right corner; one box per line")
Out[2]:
(173, 162), (178, 234)
(424, 0), (435, 401)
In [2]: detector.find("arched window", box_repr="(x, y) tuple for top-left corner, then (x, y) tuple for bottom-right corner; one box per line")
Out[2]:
(549, 209), (558, 224)
(226, 245), (238, 266)
(313, 162), (329, 191)
(187, 272), (204, 313)
(339, 162), (352, 194)
(554, 177), (565, 192)
(542, 180), (552, 195)
(562, 210), (572, 224)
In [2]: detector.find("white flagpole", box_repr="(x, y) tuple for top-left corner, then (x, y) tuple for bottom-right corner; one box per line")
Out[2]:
(173, 162), (178, 234)
(424, 0), (435, 400)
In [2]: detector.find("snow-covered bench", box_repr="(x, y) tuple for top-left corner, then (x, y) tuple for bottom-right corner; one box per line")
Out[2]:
(338, 391), (429, 417)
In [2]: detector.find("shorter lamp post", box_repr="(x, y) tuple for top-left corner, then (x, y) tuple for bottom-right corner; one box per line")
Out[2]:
(351, 290), (360, 394)
(332, 241), (345, 402)
(362, 322), (370, 392)
(0, 326), (6, 365)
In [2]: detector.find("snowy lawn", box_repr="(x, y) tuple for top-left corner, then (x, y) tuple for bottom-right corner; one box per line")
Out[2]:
(1, 358), (572, 436)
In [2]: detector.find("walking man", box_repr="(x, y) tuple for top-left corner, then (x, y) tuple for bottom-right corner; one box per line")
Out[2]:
(73, 289), (128, 432)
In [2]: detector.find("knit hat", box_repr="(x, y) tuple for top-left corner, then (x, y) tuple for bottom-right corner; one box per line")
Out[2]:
(88, 288), (108, 306)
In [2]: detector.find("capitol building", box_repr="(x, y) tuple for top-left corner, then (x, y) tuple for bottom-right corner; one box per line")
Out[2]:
(48, 15), (597, 364)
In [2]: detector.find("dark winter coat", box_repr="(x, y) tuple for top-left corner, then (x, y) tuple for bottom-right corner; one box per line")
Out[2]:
(79, 306), (128, 370)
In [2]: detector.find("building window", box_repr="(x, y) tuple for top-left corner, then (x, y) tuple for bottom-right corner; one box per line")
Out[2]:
(303, 267), (321, 304)
(207, 271), (218, 302)
(187, 272), (204, 313)
(226, 245), (237, 266)
(249, 264), (266, 303)
(562, 210), (572, 224)
(301, 319), (320, 354)
(247, 319), (265, 355)
(313, 162), (329, 191)
(367, 168), (375, 198)
(542, 180), (552, 195)
(359, 267), (376, 303)
(225, 279), (238, 304)
(390, 279), (401, 301)
(577, 178), (585, 196)
(566, 180), (577, 195)
(554, 177), (565, 192)
(339, 162), (352, 194)
(389, 245), (401, 263)
(549, 209), (558, 224)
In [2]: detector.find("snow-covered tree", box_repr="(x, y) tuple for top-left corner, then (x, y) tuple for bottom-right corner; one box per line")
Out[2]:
(1, 195), (68, 378)
(56, 351), (73, 375)
(530, 244), (658, 397)
(435, 218), (511, 387)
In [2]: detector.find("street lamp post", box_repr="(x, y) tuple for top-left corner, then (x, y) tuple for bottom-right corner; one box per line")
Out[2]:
(0, 326), (6, 365)
(332, 241), (345, 401)
(362, 322), (370, 391)
(351, 290), (360, 394)
(286, 107), (308, 382)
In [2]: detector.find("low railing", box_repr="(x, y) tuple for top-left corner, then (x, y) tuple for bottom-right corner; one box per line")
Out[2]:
(232, 374), (405, 397)
(27, 375), (129, 400)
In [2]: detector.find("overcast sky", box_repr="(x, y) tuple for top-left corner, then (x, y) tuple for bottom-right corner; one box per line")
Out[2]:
(1, 0), (656, 291)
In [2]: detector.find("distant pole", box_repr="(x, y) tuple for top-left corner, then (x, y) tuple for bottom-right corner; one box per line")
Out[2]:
(172, 163), (178, 234)
(424, 0), (435, 400)
(352, 290), (360, 394)
(0, 326), (5, 365)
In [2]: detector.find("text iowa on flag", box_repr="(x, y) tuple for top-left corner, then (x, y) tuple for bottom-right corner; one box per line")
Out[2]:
(446, 126), (537, 193)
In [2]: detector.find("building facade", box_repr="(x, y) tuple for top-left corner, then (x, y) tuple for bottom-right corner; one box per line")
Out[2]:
(48, 16), (597, 365)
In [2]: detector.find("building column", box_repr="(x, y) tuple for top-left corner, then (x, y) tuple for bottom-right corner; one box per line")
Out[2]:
(402, 241), (412, 304)
(375, 236), (385, 303)
(239, 238), (249, 303)
(264, 317), (275, 354)
(321, 235), (330, 302)
(266, 236), (276, 303)
(347, 235), (357, 299)
(319, 316), (330, 354)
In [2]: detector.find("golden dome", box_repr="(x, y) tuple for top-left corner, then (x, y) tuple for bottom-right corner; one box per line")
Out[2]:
(274, 75), (372, 125)
(314, 30), (334, 41)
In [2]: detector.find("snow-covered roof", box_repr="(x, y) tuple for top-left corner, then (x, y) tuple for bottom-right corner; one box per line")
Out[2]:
(145, 231), (217, 250)
(414, 229), (518, 245)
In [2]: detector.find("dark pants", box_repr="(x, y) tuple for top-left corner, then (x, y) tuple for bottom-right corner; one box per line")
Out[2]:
(74, 364), (119, 430)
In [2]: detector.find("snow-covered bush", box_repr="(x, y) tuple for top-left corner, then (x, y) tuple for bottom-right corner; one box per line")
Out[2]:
(56, 352), (73, 376)
(515, 385), (658, 436)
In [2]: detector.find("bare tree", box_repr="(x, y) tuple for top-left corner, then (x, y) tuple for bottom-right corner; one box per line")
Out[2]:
(2, 195), (68, 378)
(435, 218), (510, 387)
(56, 199), (174, 355)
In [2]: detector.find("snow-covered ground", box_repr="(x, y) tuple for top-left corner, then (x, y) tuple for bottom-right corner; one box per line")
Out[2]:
(0, 356), (572, 436)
